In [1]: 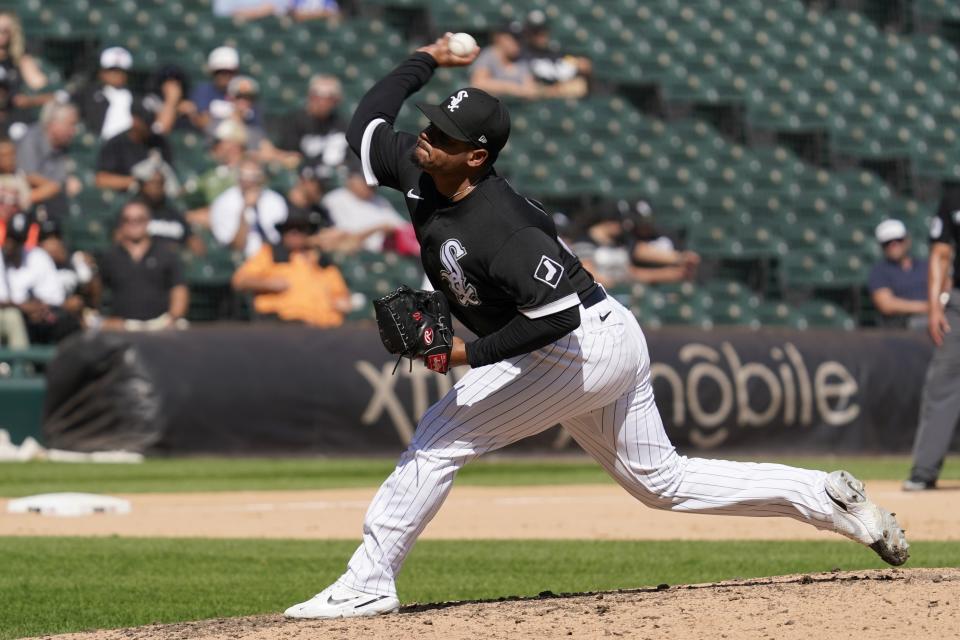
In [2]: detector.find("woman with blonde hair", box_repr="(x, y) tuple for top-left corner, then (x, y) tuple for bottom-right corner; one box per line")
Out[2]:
(0, 11), (51, 121)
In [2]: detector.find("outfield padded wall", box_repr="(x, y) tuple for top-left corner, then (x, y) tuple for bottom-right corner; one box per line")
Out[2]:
(41, 325), (947, 455)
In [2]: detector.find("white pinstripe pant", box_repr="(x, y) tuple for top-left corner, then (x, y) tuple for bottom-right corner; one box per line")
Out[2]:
(339, 297), (836, 597)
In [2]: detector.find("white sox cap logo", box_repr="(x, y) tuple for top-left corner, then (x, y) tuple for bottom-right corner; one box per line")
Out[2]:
(447, 90), (469, 112)
(534, 255), (564, 288)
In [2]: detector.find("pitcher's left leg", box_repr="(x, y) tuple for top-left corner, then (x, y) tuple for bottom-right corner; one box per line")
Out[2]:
(565, 387), (836, 526)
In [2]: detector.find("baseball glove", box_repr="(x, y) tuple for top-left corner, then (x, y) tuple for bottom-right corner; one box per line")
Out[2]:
(373, 285), (454, 374)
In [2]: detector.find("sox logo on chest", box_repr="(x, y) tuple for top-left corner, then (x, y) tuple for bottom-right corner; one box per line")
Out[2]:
(439, 238), (481, 306)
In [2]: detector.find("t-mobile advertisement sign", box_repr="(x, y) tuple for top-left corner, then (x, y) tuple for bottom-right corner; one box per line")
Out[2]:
(43, 326), (938, 454)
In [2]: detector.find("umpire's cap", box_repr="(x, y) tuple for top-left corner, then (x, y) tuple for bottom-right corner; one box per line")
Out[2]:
(417, 87), (510, 160)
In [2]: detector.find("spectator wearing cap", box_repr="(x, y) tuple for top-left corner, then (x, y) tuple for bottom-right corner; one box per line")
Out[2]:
(522, 10), (591, 99)
(134, 166), (203, 255)
(286, 165), (332, 229)
(286, 165), (373, 254)
(470, 22), (541, 100)
(185, 120), (248, 230)
(868, 218), (929, 329)
(190, 46), (239, 132)
(205, 74), (259, 138)
(15, 102), (80, 220)
(213, 75), (298, 167)
(95, 200), (189, 331)
(232, 207), (350, 327)
(0, 211), (78, 347)
(72, 46), (138, 140)
(623, 198), (699, 282)
(572, 199), (697, 287)
(210, 156), (287, 257)
(95, 102), (175, 193)
(0, 135), (60, 242)
(37, 217), (95, 327)
(276, 74), (349, 178)
(321, 160), (406, 252)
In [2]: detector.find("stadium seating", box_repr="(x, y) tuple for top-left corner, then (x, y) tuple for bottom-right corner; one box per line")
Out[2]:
(14, 0), (960, 328)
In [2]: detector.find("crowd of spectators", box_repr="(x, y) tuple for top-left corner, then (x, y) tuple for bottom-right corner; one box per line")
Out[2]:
(0, 15), (385, 348)
(470, 11), (592, 101)
(0, 7), (765, 352)
(0, 8), (914, 352)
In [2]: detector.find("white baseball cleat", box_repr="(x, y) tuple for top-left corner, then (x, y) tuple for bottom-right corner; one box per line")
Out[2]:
(284, 583), (400, 619)
(826, 470), (909, 566)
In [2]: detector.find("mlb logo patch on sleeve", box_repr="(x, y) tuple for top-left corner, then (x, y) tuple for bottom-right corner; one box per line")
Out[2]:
(534, 255), (564, 288)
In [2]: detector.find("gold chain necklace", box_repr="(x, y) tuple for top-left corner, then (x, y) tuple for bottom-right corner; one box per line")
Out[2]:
(450, 182), (476, 200)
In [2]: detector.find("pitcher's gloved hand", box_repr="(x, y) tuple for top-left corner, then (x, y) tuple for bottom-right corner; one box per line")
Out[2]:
(373, 285), (454, 374)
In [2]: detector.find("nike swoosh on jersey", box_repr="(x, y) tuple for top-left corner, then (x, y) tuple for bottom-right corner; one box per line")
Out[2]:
(406, 189), (424, 200)
(599, 311), (612, 322)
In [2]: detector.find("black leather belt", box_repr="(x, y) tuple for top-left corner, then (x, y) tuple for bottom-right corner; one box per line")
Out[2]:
(581, 285), (607, 309)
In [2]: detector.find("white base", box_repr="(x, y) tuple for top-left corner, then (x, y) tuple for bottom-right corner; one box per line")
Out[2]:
(6, 492), (132, 517)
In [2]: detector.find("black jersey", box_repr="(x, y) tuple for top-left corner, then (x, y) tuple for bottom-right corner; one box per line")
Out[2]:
(929, 182), (960, 289)
(360, 123), (599, 338)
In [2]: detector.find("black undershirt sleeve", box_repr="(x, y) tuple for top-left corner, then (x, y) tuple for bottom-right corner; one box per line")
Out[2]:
(345, 52), (437, 154)
(466, 305), (581, 368)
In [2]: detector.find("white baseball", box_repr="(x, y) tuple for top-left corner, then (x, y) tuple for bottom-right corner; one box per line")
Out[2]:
(448, 32), (477, 57)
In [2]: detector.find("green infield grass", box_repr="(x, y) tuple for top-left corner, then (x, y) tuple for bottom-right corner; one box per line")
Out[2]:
(2, 536), (959, 639)
(1, 455), (956, 497)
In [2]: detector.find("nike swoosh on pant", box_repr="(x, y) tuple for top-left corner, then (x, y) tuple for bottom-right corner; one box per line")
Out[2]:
(600, 311), (612, 321)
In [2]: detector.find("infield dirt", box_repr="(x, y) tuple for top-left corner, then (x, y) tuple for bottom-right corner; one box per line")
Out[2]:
(36, 568), (960, 640)
(2, 481), (958, 540)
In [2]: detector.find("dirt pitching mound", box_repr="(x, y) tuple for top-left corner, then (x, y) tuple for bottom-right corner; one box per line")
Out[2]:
(41, 568), (959, 640)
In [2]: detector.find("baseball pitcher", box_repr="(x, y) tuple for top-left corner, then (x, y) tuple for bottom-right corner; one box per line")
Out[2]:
(284, 35), (909, 619)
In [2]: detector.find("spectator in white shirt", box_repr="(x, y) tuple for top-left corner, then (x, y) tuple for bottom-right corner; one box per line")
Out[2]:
(321, 163), (406, 252)
(0, 211), (77, 347)
(72, 47), (135, 140)
(210, 157), (287, 257)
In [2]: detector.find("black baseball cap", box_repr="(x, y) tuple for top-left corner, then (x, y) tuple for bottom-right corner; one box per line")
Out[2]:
(275, 208), (324, 233)
(417, 87), (511, 160)
(5, 212), (31, 243)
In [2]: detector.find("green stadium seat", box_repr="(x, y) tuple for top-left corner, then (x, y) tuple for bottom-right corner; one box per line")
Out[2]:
(794, 300), (856, 330)
(753, 301), (808, 329)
